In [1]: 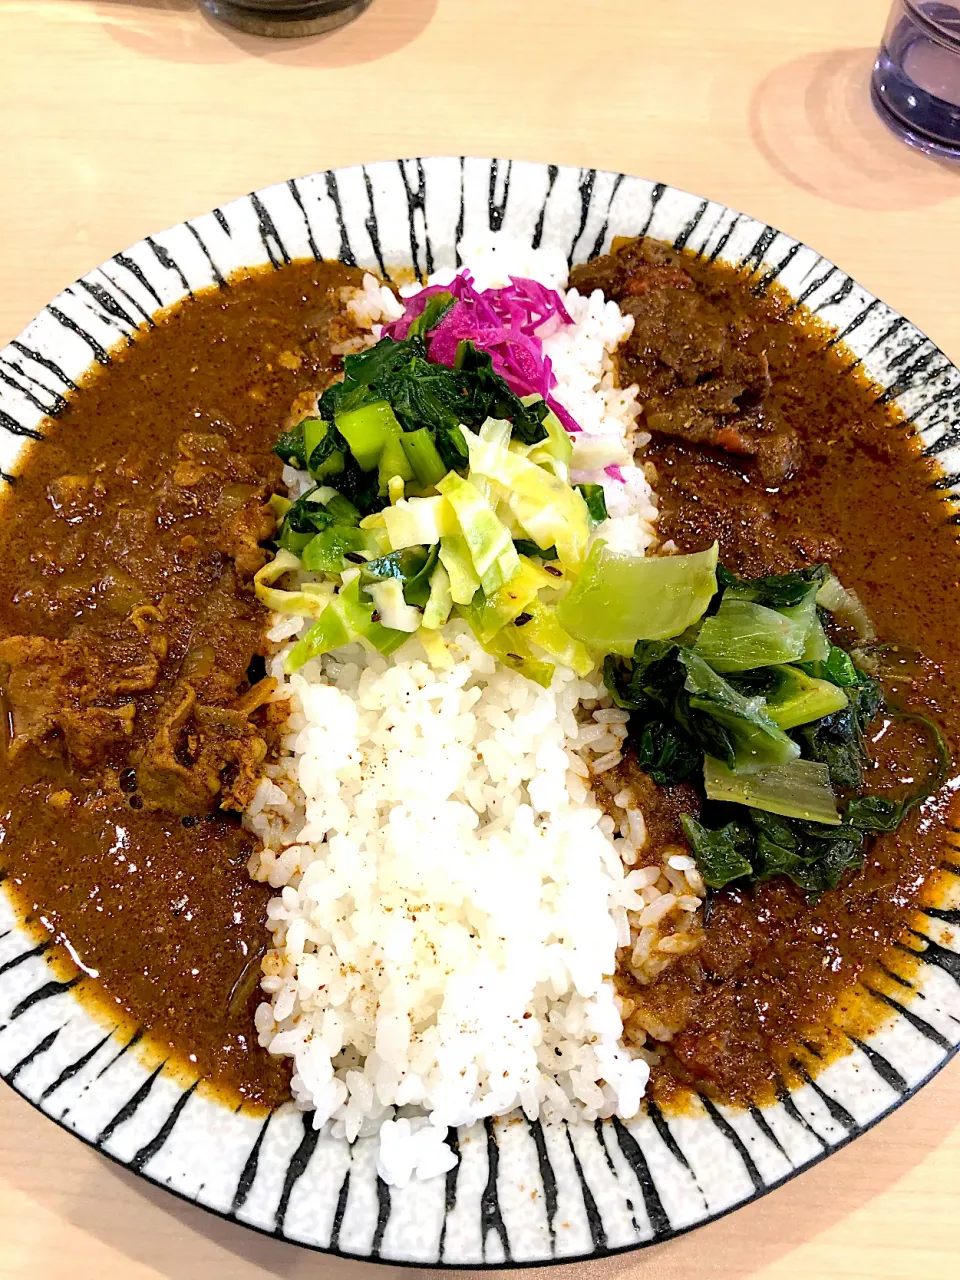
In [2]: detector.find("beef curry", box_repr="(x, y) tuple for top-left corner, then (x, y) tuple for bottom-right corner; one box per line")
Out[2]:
(0, 240), (957, 1112)
(0, 261), (363, 1105)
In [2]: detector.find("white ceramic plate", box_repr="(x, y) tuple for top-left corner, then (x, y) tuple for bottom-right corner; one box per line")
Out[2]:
(1, 158), (959, 1267)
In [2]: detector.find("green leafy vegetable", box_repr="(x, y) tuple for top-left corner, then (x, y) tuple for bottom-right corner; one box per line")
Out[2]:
(845, 709), (950, 831)
(693, 597), (813, 672)
(680, 651), (800, 769)
(799, 644), (860, 688)
(316, 335), (551, 481)
(301, 416), (346, 480)
(300, 524), (373, 573)
(844, 795), (902, 832)
(703, 755), (840, 825)
(377, 433), (417, 494)
(750, 810), (865, 893)
(513, 539), (558, 560)
(273, 424), (306, 468)
(557, 542), (719, 654)
(360, 546), (438, 608)
(406, 291), (455, 339)
(816, 572), (876, 641)
(730, 665), (849, 730)
(400, 428), (448, 488)
(718, 563), (829, 607)
(336, 400), (404, 472)
(323, 492), (361, 526)
(575, 483), (608, 525)
(276, 491), (335, 555)
(682, 808), (865, 894)
(794, 667), (883, 789)
(680, 816), (754, 889)
(453, 341), (550, 446)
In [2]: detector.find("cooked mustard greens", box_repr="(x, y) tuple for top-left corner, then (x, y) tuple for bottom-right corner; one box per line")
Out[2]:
(266, 327), (949, 901)
(604, 565), (949, 895)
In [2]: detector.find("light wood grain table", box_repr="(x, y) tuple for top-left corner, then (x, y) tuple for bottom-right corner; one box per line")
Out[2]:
(2, 1), (960, 1276)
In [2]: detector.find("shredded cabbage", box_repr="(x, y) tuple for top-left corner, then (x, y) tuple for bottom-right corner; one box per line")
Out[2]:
(254, 549), (333, 618)
(381, 495), (458, 549)
(438, 535), (481, 605)
(436, 471), (519, 595)
(366, 578), (422, 632)
(520, 601), (593, 677)
(464, 556), (556, 642)
(462, 428), (589, 570)
(422, 561), (453, 629)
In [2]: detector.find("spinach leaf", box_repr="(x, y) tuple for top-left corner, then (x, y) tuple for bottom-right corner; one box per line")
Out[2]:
(633, 719), (703, 785)
(273, 424), (305, 468)
(327, 452), (382, 516)
(361, 545), (440, 609)
(799, 644), (860, 688)
(683, 806), (866, 896)
(514, 539), (558, 561)
(283, 490), (335, 535)
(795, 667), (882, 790)
(718, 563), (829, 607)
(681, 815), (754, 888)
(603, 644), (704, 783)
(319, 335), (550, 469)
(301, 416), (346, 478)
(407, 291), (455, 339)
(751, 809), (865, 893)
(845, 795), (902, 831)
(452, 341), (550, 444)
(845, 709), (950, 831)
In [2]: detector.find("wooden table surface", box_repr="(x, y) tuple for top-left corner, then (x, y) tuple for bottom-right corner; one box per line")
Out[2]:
(2, 0), (960, 1276)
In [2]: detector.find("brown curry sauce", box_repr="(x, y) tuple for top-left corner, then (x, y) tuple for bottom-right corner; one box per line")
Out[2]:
(0, 261), (364, 1107)
(571, 238), (960, 1104)
(0, 246), (958, 1114)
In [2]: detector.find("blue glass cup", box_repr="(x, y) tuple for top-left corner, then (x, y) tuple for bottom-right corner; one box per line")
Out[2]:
(201, 0), (371, 37)
(872, 1), (960, 157)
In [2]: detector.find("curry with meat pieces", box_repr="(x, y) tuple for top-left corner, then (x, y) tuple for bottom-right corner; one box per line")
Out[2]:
(0, 241), (956, 1111)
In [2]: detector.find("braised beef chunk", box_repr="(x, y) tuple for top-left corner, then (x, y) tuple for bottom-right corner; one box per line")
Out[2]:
(0, 633), (157, 768)
(570, 237), (799, 484)
(136, 675), (275, 814)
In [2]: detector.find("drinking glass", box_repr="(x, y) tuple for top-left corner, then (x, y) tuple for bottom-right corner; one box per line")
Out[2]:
(872, 1), (960, 157)
(201, 0), (372, 37)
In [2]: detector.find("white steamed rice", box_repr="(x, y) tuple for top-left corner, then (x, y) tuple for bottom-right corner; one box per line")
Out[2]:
(245, 234), (703, 1187)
